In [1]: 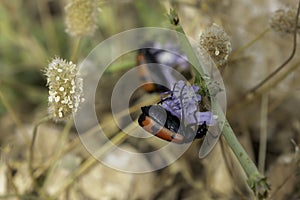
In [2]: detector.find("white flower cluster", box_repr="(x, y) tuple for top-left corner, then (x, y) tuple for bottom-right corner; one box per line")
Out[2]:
(45, 57), (84, 121)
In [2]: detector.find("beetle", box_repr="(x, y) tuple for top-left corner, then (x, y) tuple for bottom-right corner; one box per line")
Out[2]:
(138, 105), (208, 144)
(136, 44), (192, 93)
(138, 80), (222, 158)
(136, 47), (169, 93)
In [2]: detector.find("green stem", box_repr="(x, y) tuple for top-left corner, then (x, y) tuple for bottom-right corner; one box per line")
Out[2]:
(221, 113), (269, 198)
(70, 38), (81, 62)
(172, 23), (206, 75)
(223, 123), (259, 176)
(168, 9), (269, 198)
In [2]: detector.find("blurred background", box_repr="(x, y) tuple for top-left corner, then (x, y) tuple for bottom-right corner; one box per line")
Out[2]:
(0, 0), (299, 199)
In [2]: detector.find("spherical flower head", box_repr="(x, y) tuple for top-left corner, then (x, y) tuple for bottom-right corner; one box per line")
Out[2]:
(45, 57), (84, 121)
(161, 81), (215, 126)
(199, 23), (232, 69)
(65, 0), (99, 37)
(269, 7), (300, 35)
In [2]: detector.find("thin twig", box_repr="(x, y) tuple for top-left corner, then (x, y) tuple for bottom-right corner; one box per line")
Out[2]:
(33, 94), (161, 178)
(258, 94), (268, 174)
(229, 60), (300, 113)
(246, 0), (300, 96)
(230, 28), (270, 60)
(29, 116), (51, 182)
(41, 118), (73, 192)
(51, 122), (134, 199)
(229, 1), (300, 113)
(0, 90), (31, 144)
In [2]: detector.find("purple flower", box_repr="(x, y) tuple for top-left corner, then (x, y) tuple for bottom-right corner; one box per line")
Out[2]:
(161, 81), (215, 126)
(186, 111), (215, 126)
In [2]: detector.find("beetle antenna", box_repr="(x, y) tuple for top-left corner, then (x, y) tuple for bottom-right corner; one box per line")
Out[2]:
(157, 82), (178, 104)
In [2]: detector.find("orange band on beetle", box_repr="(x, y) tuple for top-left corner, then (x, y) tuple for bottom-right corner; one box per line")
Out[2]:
(141, 116), (184, 144)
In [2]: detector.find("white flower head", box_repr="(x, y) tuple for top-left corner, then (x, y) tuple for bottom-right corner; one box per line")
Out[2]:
(45, 57), (84, 121)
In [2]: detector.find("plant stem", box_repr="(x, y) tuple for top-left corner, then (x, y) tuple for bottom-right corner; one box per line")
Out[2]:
(231, 0), (300, 112)
(51, 122), (134, 199)
(230, 28), (269, 59)
(229, 60), (300, 113)
(168, 9), (269, 198)
(36, 0), (59, 54)
(209, 101), (262, 181)
(29, 116), (51, 187)
(70, 38), (81, 62)
(41, 118), (73, 192)
(34, 95), (161, 179)
(0, 90), (31, 144)
(258, 94), (268, 174)
(248, 0), (300, 95)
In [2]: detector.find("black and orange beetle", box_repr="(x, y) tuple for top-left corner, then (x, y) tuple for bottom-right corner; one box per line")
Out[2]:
(138, 105), (208, 144)
(136, 43), (191, 93)
(138, 80), (221, 158)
